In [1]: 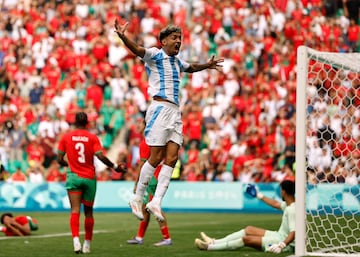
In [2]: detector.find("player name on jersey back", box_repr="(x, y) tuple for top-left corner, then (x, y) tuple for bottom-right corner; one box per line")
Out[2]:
(71, 136), (89, 142)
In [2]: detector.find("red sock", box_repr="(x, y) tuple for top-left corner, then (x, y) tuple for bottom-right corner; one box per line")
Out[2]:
(84, 217), (94, 241)
(160, 225), (170, 239)
(137, 221), (149, 238)
(70, 212), (80, 238)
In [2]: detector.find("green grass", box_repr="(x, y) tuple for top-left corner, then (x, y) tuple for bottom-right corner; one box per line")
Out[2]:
(0, 212), (293, 257)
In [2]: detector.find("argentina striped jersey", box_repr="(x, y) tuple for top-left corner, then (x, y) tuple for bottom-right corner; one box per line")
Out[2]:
(141, 47), (190, 106)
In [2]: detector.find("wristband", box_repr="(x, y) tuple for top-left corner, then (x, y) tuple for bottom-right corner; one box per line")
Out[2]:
(257, 192), (264, 200)
(113, 164), (118, 170)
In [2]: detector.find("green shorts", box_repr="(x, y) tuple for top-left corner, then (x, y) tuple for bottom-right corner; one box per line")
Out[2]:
(143, 176), (157, 204)
(26, 216), (38, 231)
(66, 172), (97, 205)
(262, 230), (294, 253)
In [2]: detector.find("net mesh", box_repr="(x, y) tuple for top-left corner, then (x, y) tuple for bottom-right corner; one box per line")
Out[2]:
(304, 49), (360, 256)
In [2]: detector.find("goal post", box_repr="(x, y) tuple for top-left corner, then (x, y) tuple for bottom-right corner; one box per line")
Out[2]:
(295, 46), (360, 257)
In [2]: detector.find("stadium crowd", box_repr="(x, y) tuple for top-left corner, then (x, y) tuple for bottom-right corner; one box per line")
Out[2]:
(0, 0), (359, 184)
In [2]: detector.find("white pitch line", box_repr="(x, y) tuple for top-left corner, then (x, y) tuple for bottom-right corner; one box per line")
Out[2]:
(0, 230), (109, 240)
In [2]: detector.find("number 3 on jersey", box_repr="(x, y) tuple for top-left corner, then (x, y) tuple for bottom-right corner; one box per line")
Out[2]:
(75, 142), (85, 163)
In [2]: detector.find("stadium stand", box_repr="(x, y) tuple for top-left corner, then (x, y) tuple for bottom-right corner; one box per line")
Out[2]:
(0, 0), (358, 183)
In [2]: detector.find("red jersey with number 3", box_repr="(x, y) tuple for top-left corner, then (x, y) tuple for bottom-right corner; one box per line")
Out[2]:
(58, 129), (103, 179)
(139, 139), (161, 178)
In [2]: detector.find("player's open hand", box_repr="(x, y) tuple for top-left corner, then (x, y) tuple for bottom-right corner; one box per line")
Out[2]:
(114, 19), (128, 38)
(208, 55), (224, 72)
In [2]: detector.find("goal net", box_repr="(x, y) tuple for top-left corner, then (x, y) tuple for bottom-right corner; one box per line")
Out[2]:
(295, 46), (360, 256)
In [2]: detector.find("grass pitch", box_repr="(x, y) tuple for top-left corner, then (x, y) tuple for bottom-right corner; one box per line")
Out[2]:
(0, 212), (292, 257)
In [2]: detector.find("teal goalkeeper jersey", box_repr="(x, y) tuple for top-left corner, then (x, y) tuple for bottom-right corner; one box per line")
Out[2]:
(278, 202), (296, 247)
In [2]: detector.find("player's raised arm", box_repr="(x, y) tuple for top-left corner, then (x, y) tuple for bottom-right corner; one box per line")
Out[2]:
(245, 184), (282, 210)
(114, 18), (146, 58)
(186, 55), (224, 73)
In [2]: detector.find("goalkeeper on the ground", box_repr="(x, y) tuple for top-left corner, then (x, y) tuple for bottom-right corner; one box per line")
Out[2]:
(194, 180), (295, 253)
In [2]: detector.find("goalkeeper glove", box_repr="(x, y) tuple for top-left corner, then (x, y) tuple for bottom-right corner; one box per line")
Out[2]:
(245, 184), (264, 199)
(268, 242), (286, 254)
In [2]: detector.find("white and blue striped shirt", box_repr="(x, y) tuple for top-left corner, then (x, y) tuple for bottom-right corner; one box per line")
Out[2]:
(141, 47), (190, 106)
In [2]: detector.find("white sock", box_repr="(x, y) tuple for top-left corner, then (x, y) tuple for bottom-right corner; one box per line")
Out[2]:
(153, 164), (173, 201)
(83, 240), (91, 247)
(208, 238), (244, 250)
(214, 229), (245, 244)
(135, 161), (156, 199)
(73, 237), (80, 245)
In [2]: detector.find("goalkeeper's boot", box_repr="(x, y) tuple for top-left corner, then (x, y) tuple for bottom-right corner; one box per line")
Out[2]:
(200, 232), (214, 244)
(153, 239), (172, 246)
(145, 201), (164, 222)
(194, 238), (208, 250)
(127, 237), (144, 245)
(129, 198), (144, 220)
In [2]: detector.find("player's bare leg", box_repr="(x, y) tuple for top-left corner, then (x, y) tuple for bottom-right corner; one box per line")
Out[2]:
(153, 213), (172, 246)
(127, 205), (149, 244)
(82, 205), (94, 253)
(68, 191), (82, 254)
(146, 142), (179, 222)
(196, 226), (266, 251)
(130, 146), (165, 220)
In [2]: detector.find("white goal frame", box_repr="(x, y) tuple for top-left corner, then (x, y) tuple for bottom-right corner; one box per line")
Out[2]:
(295, 46), (360, 257)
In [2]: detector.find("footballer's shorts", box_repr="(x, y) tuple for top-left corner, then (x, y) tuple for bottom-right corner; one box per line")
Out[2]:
(144, 100), (183, 146)
(26, 216), (38, 231)
(262, 230), (294, 253)
(66, 172), (97, 206)
(143, 176), (158, 204)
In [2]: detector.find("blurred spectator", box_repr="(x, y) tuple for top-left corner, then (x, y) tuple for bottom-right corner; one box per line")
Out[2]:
(8, 121), (26, 162)
(109, 67), (128, 106)
(283, 136), (296, 170)
(0, 162), (8, 181)
(26, 160), (45, 183)
(40, 129), (57, 168)
(38, 114), (55, 138)
(86, 78), (103, 111)
(0, 138), (8, 170)
(26, 135), (45, 165)
(45, 160), (65, 182)
(7, 165), (27, 183)
(28, 81), (43, 105)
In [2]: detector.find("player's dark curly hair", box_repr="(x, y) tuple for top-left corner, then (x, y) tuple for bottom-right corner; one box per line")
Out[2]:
(280, 180), (295, 196)
(159, 25), (181, 42)
(75, 112), (88, 127)
(1, 212), (13, 224)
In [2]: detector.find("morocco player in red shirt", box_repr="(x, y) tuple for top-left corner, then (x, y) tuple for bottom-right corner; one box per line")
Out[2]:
(57, 112), (125, 254)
